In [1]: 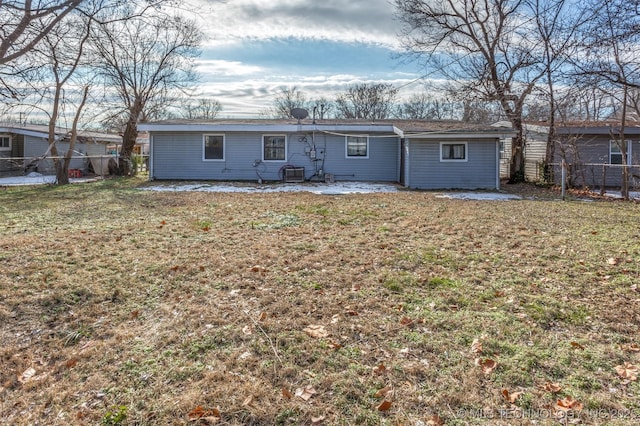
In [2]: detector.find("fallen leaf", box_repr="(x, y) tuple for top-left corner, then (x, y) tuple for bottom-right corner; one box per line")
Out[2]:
(621, 344), (640, 352)
(18, 368), (36, 383)
(328, 340), (342, 350)
(475, 358), (497, 375)
(304, 325), (329, 339)
(373, 363), (386, 375)
(130, 310), (140, 320)
(258, 312), (267, 321)
(65, 358), (78, 369)
(242, 325), (253, 335)
(282, 388), (293, 400)
(555, 396), (583, 411)
(400, 317), (414, 326)
(250, 265), (268, 275)
(377, 400), (392, 411)
(502, 389), (523, 404)
(295, 385), (317, 401)
(374, 385), (392, 398)
(541, 382), (562, 393)
(615, 363), (639, 381)
(188, 406), (220, 421)
(471, 338), (483, 354)
(494, 290), (506, 297)
(311, 415), (326, 424)
(608, 257), (620, 266)
(426, 414), (445, 426)
(570, 341), (585, 350)
(345, 310), (359, 316)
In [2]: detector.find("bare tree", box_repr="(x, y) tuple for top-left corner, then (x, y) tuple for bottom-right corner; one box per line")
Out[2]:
(180, 98), (222, 120)
(265, 86), (308, 119)
(394, 0), (554, 182)
(575, 0), (640, 199)
(0, 0), (83, 66)
(397, 92), (457, 120)
(91, 10), (201, 174)
(335, 82), (398, 120)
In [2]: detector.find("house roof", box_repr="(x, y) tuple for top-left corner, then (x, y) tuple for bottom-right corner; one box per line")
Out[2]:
(0, 123), (122, 144)
(554, 122), (640, 135)
(138, 119), (516, 139)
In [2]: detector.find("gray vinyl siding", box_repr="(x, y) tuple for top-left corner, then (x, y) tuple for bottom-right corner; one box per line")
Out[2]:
(151, 132), (400, 182)
(24, 136), (92, 173)
(407, 139), (498, 189)
(552, 135), (640, 188)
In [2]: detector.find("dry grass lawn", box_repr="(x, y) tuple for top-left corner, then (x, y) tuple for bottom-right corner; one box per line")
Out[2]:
(1, 178), (640, 425)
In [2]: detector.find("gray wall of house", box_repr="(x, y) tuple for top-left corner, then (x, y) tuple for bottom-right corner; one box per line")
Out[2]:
(552, 135), (640, 188)
(24, 137), (104, 173)
(407, 138), (499, 189)
(151, 132), (400, 182)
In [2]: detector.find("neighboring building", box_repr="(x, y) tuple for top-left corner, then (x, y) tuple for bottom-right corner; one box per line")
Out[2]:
(139, 119), (515, 190)
(493, 121), (549, 182)
(553, 123), (640, 189)
(0, 123), (122, 176)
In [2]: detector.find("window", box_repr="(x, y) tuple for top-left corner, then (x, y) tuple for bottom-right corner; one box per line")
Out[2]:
(203, 134), (224, 160)
(0, 135), (10, 151)
(441, 142), (467, 161)
(610, 140), (631, 165)
(263, 135), (286, 161)
(346, 136), (368, 158)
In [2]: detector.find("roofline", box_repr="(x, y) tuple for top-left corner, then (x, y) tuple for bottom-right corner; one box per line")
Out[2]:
(0, 125), (122, 143)
(404, 131), (516, 139)
(138, 123), (404, 136)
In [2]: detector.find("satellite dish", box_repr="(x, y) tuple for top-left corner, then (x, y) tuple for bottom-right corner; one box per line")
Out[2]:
(290, 108), (309, 123)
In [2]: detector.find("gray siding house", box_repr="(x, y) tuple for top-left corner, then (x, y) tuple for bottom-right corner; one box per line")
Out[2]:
(139, 119), (514, 190)
(553, 124), (640, 188)
(0, 124), (122, 175)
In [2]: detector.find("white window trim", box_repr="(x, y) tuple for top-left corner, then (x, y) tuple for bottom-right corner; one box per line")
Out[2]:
(609, 139), (632, 165)
(0, 134), (11, 151)
(202, 134), (225, 161)
(262, 134), (287, 162)
(345, 135), (369, 159)
(440, 142), (468, 162)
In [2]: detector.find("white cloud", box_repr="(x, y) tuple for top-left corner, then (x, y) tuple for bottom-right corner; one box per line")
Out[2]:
(188, 0), (400, 49)
(195, 59), (264, 77)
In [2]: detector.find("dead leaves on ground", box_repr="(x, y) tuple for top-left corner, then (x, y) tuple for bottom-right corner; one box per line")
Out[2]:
(615, 362), (639, 383)
(475, 358), (497, 375)
(502, 389), (524, 404)
(187, 406), (221, 423)
(294, 385), (317, 401)
(303, 325), (329, 339)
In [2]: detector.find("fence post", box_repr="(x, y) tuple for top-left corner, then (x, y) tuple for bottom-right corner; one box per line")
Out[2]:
(561, 160), (566, 201)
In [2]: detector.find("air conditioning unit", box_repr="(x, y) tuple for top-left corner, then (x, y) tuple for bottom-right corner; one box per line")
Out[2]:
(284, 167), (305, 183)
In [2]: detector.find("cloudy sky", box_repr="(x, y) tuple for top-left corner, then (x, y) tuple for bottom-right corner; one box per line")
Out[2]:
(182, 0), (425, 117)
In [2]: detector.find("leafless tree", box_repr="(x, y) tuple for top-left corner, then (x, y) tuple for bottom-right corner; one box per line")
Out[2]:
(266, 86), (308, 119)
(334, 83), (398, 120)
(90, 10), (201, 175)
(574, 0), (640, 199)
(394, 0), (556, 182)
(179, 98), (222, 120)
(0, 0), (83, 66)
(396, 92), (457, 120)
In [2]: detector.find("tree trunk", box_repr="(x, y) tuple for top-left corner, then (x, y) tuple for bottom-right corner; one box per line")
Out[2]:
(509, 117), (526, 183)
(118, 106), (141, 176)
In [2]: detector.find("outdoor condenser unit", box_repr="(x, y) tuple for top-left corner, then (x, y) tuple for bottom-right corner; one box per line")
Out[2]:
(284, 167), (305, 183)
